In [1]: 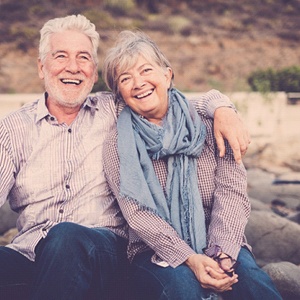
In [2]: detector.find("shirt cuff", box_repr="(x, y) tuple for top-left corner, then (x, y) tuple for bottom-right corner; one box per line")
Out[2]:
(189, 89), (236, 118)
(154, 240), (196, 268)
(206, 90), (236, 118)
(205, 241), (241, 261)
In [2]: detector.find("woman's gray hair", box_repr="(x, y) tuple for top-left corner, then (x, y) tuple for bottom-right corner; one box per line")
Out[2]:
(102, 30), (174, 96)
(39, 14), (99, 64)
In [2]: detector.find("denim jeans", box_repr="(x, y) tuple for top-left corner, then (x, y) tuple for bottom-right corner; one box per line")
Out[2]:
(131, 250), (217, 300)
(1, 222), (128, 300)
(131, 247), (283, 300)
(0, 245), (34, 298)
(222, 247), (282, 300)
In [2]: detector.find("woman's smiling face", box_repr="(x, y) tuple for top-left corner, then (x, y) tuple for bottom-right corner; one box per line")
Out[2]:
(117, 55), (173, 125)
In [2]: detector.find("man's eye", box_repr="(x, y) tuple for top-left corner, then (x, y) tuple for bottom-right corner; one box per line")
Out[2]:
(79, 55), (90, 61)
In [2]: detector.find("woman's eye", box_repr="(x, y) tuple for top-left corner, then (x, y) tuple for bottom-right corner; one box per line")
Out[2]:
(120, 77), (129, 83)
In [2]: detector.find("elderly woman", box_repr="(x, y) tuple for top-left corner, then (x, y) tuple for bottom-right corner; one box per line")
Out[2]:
(102, 31), (282, 300)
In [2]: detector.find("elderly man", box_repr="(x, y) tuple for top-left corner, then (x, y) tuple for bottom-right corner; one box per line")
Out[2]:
(0, 15), (249, 300)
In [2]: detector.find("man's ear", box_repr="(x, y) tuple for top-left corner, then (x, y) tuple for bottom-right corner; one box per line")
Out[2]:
(37, 58), (45, 80)
(94, 68), (99, 84)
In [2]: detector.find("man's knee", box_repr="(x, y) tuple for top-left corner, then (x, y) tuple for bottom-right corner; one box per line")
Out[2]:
(47, 222), (82, 239)
(38, 223), (123, 260)
(36, 222), (93, 258)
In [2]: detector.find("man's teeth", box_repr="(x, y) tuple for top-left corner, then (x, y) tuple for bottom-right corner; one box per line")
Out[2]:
(136, 90), (153, 99)
(61, 79), (81, 85)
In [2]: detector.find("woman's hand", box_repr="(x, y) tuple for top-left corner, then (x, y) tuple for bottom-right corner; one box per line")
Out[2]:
(186, 253), (238, 292)
(214, 107), (250, 164)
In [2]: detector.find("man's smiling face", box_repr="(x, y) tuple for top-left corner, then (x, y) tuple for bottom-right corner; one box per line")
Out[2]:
(38, 30), (98, 108)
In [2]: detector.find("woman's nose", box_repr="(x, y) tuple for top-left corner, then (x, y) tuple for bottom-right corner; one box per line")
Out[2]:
(133, 75), (145, 89)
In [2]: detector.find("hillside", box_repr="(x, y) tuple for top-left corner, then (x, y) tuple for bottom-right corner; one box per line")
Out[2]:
(0, 0), (300, 93)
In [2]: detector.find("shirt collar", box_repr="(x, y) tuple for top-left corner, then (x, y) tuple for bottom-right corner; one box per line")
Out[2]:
(35, 93), (98, 123)
(35, 93), (50, 123)
(83, 95), (99, 113)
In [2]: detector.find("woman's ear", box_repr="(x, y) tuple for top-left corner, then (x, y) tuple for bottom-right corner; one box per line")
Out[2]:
(165, 67), (173, 88)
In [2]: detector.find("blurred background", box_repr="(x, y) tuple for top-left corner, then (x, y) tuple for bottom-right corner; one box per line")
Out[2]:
(1, 3), (300, 296)
(0, 0), (300, 94)
(1, 0), (300, 172)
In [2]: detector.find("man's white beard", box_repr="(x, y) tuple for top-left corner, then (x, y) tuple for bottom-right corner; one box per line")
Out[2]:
(44, 77), (94, 108)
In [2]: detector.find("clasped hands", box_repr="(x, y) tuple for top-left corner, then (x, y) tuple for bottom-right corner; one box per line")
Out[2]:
(186, 252), (238, 293)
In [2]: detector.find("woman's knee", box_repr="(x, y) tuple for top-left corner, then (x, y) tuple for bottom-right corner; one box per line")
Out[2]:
(163, 266), (205, 299)
(227, 247), (282, 300)
(132, 257), (205, 300)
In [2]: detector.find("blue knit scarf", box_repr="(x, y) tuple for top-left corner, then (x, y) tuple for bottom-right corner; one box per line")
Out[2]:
(117, 88), (207, 253)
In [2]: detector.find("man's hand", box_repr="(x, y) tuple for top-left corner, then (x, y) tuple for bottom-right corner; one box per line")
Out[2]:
(214, 107), (250, 164)
(186, 253), (238, 293)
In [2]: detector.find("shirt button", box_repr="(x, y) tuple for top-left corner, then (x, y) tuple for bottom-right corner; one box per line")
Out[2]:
(59, 209), (64, 214)
(66, 184), (70, 189)
(68, 128), (72, 133)
(50, 117), (55, 121)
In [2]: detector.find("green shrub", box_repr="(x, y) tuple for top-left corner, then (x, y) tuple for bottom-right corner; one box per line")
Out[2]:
(277, 66), (300, 92)
(104, 0), (136, 15)
(248, 66), (300, 93)
(91, 70), (110, 93)
(168, 16), (192, 34)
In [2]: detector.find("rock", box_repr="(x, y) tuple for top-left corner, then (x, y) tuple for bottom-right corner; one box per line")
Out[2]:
(263, 262), (300, 300)
(275, 172), (300, 183)
(271, 181), (300, 210)
(250, 197), (272, 212)
(245, 211), (300, 266)
(247, 168), (277, 205)
(287, 212), (300, 224)
(0, 227), (18, 246)
(0, 202), (18, 235)
(247, 168), (300, 210)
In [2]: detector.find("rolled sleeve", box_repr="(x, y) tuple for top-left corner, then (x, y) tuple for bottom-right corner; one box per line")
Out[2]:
(188, 89), (236, 118)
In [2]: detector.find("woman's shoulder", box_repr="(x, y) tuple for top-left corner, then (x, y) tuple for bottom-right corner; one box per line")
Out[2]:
(104, 127), (118, 148)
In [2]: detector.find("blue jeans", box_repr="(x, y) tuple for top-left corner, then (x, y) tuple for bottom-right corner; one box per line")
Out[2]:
(0, 246), (34, 299)
(130, 247), (283, 300)
(222, 247), (282, 300)
(0, 222), (128, 300)
(32, 222), (128, 300)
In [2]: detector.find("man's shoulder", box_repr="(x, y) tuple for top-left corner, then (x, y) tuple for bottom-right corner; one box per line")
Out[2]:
(90, 92), (126, 117)
(0, 98), (40, 125)
(91, 91), (114, 102)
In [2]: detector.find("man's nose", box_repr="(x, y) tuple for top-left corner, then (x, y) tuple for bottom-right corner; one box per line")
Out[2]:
(65, 58), (80, 73)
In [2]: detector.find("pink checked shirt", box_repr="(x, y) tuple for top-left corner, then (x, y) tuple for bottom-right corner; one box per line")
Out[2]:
(103, 106), (251, 268)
